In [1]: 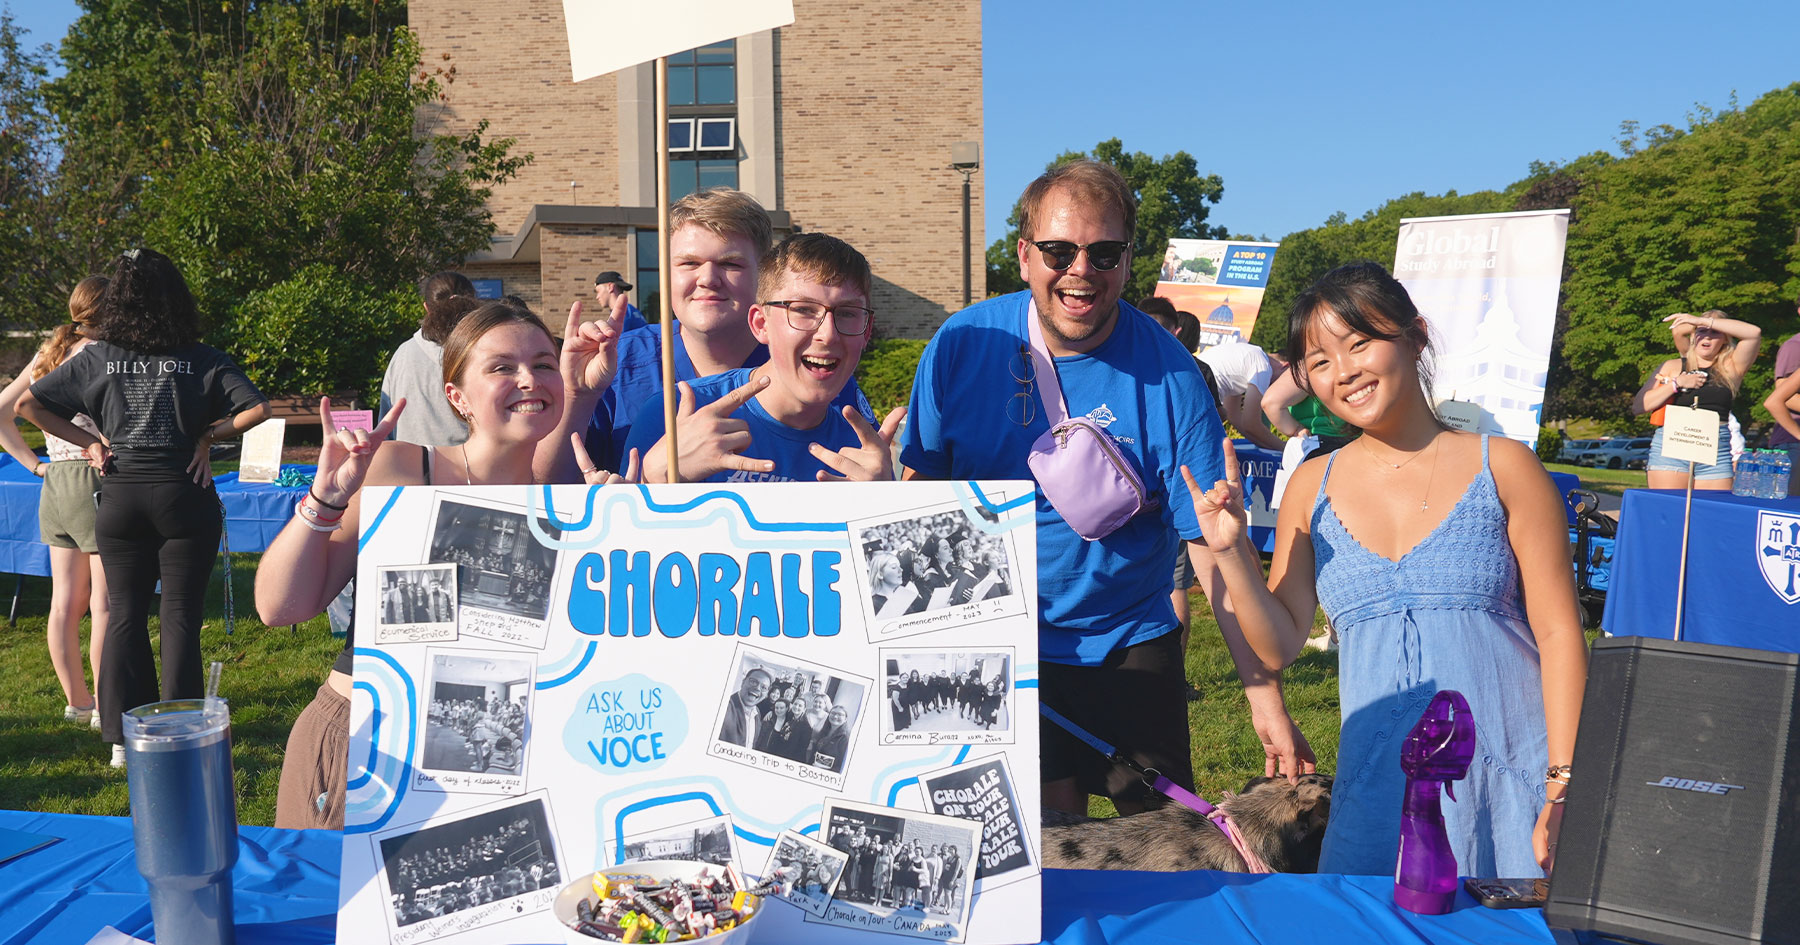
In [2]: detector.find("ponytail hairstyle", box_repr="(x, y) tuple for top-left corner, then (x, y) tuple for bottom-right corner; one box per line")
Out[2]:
(33, 276), (110, 380)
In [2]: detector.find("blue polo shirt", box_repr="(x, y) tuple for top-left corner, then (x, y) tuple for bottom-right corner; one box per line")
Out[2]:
(899, 291), (1227, 666)
(585, 320), (873, 471)
(621, 368), (863, 483)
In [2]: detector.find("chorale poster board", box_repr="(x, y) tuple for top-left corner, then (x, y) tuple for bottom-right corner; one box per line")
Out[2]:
(336, 482), (1042, 945)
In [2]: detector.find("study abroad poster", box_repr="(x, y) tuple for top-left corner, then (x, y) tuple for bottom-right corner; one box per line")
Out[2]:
(1155, 239), (1281, 353)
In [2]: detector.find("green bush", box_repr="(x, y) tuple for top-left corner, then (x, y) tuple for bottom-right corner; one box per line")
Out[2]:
(856, 338), (927, 417)
(220, 265), (419, 402)
(1535, 428), (1564, 463)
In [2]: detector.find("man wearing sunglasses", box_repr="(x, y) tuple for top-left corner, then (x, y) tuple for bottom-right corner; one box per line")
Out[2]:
(900, 160), (1314, 816)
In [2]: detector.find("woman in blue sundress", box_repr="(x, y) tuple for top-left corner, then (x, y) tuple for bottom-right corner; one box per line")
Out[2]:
(1183, 262), (1588, 878)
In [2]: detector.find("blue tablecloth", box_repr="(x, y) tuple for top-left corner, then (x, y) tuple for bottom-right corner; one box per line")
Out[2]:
(0, 456), (311, 578)
(0, 810), (1553, 945)
(1601, 489), (1800, 650)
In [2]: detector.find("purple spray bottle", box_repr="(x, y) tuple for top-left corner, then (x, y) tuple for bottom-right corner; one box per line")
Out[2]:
(1393, 689), (1475, 915)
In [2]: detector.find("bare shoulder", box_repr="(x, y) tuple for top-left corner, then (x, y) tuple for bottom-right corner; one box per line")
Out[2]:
(364, 441), (430, 489)
(1487, 435), (1560, 509)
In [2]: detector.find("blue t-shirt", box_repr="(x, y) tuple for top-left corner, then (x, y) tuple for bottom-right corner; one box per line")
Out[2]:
(622, 368), (863, 483)
(619, 303), (648, 333)
(585, 320), (873, 471)
(899, 291), (1227, 666)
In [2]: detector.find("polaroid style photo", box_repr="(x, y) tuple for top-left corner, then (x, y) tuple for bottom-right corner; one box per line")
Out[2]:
(372, 792), (564, 942)
(917, 753), (1037, 892)
(807, 798), (982, 943)
(413, 649), (535, 795)
(847, 500), (1027, 643)
(758, 829), (848, 918)
(373, 564), (459, 645)
(425, 494), (562, 650)
(614, 813), (741, 871)
(706, 644), (871, 792)
(879, 647), (1015, 746)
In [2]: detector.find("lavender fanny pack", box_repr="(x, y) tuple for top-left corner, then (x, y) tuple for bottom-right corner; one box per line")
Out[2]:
(1021, 302), (1155, 541)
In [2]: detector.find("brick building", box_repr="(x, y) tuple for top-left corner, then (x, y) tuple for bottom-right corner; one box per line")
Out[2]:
(408, 1), (984, 339)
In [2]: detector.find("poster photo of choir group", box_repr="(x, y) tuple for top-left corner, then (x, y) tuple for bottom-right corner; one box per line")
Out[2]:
(849, 503), (1029, 641)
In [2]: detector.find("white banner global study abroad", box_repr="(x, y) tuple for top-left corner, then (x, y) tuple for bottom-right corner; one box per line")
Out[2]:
(563, 0), (795, 82)
(1393, 209), (1570, 449)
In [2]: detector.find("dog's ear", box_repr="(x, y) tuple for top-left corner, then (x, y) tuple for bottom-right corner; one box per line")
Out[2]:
(1239, 775), (1274, 794)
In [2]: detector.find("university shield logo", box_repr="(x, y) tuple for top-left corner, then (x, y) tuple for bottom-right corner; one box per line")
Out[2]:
(1756, 511), (1800, 605)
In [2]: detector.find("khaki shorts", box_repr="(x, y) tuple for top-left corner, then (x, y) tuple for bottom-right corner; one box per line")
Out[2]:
(39, 461), (102, 552)
(275, 682), (350, 830)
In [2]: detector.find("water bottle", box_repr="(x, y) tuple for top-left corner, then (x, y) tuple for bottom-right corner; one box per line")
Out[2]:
(1755, 451), (1775, 499)
(1394, 689), (1475, 915)
(1773, 451), (1792, 501)
(1733, 451), (1757, 496)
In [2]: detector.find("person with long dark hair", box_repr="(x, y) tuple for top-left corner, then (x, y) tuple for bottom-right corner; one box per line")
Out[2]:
(18, 250), (272, 766)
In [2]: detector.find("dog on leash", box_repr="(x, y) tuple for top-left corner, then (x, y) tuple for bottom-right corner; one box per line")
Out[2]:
(1041, 773), (1333, 872)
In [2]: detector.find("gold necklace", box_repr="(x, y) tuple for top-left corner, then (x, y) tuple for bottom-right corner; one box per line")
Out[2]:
(1361, 433), (1443, 511)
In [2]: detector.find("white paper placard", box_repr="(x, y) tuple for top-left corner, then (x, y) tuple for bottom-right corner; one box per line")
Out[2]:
(337, 482), (1041, 945)
(562, 0), (795, 82)
(237, 417), (285, 483)
(1660, 404), (1720, 465)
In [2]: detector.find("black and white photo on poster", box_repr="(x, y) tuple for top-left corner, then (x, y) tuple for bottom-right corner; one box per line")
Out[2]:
(758, 830), (848, 918)
(373, 793), (563, 943)
(706, 644), (871, 791)
(614, 813), (740, 870)
(374, 564), (459, 644)
(918, 754), (1037, 891)
(414, 650), (534, 795)
(847, 501), (1027, 643)
(425, 494), (562, 649)
(807, 798), (982, 943)
(881, 648), (1014, 745)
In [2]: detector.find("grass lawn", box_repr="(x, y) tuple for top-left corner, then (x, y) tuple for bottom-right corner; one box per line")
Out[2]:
(1545, 462), (1648, 498)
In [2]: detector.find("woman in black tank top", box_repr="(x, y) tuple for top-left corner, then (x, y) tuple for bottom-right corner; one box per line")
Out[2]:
(253, 299), (637, 828)
(1632, 309), (1763, 490)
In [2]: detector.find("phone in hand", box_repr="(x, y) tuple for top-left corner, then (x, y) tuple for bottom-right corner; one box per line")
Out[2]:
(1464, 877), (1547, 909)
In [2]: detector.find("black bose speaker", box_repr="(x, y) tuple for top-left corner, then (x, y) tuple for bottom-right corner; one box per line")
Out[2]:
(1544, 636), (1800, 945)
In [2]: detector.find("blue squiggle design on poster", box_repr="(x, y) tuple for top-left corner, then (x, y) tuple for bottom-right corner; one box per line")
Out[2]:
(1015, 679), (1037, 689)
(963, 481), (1035, 514)
(539, 638), (589, 677)
(537, 641), (596, 690)
(951, 482), (1033, 535)
(610, 792), (821, 862)
(358, 488), (405, 552)
(343, 649), (417, 834)
(883, 745), (974, 808)
(347, 682), (383, 790)
(525, 485), (849, 552)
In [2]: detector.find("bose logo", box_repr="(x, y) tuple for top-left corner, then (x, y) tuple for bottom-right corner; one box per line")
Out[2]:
(1646, 776), (1745, 795)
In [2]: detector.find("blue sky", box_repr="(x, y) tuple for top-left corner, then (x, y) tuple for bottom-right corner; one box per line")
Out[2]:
(11, 1), (1800, 246)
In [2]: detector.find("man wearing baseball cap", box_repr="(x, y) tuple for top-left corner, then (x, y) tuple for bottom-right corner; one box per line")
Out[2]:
(594, 271), (649, 332)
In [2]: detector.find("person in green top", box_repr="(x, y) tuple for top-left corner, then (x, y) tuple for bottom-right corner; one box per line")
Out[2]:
(1262, 366), (1357, 458)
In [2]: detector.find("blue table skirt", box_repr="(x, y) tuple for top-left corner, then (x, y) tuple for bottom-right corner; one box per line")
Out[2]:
(0, 456), (310, 578)
(0, 810), (1553, 945)
(1601, 489), (1800, 650)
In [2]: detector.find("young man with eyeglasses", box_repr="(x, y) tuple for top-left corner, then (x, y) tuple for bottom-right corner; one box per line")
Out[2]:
(900, 159), (1315, 815)
(625, 233), (905, 483)
(583, 188), (874, 472)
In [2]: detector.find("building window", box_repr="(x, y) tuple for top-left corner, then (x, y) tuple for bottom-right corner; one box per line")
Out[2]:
(667, 41), (735, 106)
(634, 228), (662, 320)
(663, 40), (738, 203)
(669, 158), (739, 203)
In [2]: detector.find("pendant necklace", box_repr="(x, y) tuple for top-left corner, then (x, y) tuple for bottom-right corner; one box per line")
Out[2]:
(1362, 433), (1442, 511)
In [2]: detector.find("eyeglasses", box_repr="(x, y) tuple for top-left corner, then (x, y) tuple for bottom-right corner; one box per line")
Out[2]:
(762, 300), (873, 336)
(1006, 344), (1036, 426)
(1031, 240), (1130, 272)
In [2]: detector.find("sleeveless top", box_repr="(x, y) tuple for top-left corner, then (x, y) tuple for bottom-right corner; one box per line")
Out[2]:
(1670, 372), (1734, 421)
(1309, 434), (1548, 877)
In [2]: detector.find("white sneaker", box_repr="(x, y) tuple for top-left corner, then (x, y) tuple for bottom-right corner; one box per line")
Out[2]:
(110, 744), (126, 768)
(91, 711), (102, 731)
(64, 703), (95, 724)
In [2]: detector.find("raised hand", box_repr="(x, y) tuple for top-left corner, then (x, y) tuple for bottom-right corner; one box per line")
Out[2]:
(651, 377), (774, 483)
(570, 434), (641, 485)
(812, 406), (905, 482)
(315, 396), (405, 505)
(561, 298), (625, 399)
(1182, 438), (1247, 550)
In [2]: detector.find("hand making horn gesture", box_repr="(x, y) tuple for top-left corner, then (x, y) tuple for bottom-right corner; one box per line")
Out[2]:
(646, 375), (777, 483)
(570, 435), (641, 486)
(561, 296), (625, 399)
(1182, 438), (1247, 551)
(313, 395), (406, 506)
(811, 406), (906, 482)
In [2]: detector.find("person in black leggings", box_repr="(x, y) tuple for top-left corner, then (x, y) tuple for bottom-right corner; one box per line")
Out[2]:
(19, 249), (270, 766)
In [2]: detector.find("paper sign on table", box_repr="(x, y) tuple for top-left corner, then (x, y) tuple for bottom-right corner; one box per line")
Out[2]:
(1660, 405), (1720, 466)
(562, 0), (794, 82)
(237, 418), (286, 483)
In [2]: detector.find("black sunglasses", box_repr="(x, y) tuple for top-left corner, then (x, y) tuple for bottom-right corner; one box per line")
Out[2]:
(1031, 240), (1129, 272)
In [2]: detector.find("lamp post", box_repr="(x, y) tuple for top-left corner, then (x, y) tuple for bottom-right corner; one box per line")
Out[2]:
(950, 142), (980, 309)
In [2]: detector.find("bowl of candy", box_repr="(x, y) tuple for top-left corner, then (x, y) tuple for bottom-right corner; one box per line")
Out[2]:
(554, 859), (766, 943)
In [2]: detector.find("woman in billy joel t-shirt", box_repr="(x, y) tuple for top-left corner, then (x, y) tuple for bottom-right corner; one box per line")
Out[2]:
(19, 249), (271, 766)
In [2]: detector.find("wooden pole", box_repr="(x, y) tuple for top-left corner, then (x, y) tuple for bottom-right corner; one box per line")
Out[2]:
(655, 56), (680, 483)
(1673, 461), (1695, 642)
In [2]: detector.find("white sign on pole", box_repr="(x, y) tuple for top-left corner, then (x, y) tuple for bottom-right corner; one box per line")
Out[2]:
(1660, 405), (1721, 465)
(336, 482), (1043, 945)
(562, 0), (795, 82)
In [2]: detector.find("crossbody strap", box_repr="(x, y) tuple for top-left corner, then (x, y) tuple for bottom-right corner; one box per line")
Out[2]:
(1025, 299), (1069, 427)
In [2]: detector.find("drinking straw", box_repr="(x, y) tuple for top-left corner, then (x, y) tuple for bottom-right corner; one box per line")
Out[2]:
(205, 661), (223, 714)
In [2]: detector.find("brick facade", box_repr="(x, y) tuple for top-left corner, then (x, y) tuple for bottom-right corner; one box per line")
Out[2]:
(411, 0), (983, 339)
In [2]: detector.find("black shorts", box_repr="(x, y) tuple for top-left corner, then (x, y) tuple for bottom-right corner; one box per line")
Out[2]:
(1039, 628), (1192, 806)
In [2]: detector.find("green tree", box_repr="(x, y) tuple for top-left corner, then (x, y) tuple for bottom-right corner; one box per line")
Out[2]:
(984, 138), (1226, 303)
(0, 10), (68, 329)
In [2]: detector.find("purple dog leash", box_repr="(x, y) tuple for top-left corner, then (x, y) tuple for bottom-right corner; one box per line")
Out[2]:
(1039, 704), (1273, 873)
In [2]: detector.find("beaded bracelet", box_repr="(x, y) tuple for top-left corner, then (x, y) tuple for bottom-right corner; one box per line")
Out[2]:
(294, 501), (343, 532)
